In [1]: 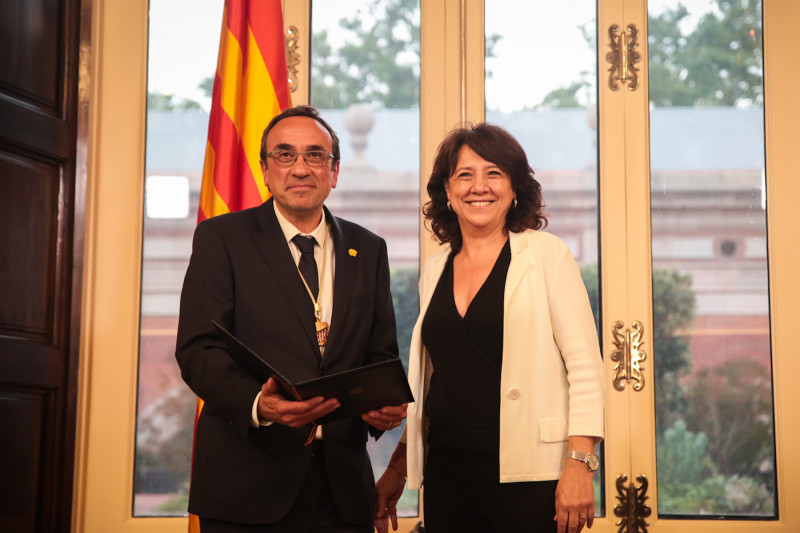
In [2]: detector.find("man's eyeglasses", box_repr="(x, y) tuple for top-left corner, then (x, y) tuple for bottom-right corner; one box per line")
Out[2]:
(266, 149), (334, 167)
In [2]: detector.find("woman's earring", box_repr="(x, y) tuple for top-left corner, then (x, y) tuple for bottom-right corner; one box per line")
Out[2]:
(512, 198), (518, 209)
(447, 201), (453, 211)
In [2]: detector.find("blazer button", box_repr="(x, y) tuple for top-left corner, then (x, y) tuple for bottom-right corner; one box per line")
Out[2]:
(508, 389), (521, 400)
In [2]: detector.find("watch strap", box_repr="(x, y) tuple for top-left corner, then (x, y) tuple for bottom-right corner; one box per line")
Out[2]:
(567, 449), (599, 471)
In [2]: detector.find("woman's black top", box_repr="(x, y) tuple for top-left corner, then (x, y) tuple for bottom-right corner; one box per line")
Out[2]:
(421, 239), (511, 474)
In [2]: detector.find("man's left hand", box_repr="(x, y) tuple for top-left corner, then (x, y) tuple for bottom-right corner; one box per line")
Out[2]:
(362, 404), (407, 431)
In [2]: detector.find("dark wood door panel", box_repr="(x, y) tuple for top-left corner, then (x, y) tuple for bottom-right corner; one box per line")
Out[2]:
(0, 342), (63, 387)
(0, 387), (64, 533)
(0, 98), (74, 159)
(0, 148), (61, 342)
(0, 389), (48, 532)
(0, 0), (64, 112)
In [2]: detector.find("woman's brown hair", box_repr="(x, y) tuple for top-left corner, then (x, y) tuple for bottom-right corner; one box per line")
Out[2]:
(423, 122), (547, 251)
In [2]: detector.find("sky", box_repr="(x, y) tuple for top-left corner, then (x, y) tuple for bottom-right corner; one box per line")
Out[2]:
(147, 0), (717, 113)
(147, 1), (223, 109)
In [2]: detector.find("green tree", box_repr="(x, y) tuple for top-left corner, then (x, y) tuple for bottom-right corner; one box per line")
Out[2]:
(657, 418), (773, 515)
(646, 3), (698, 107)
(648, 0), (763, 107)
(657, 419), (713, 487)
(538, 81), (588, 109)
(312, 0), (420, 108)
(311, 0), (500, 109)
(652, 268), (695, 431)
(686, 358), (774, 479)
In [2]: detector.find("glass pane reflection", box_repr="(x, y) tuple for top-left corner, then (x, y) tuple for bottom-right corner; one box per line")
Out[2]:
(648, 0), (776, 517)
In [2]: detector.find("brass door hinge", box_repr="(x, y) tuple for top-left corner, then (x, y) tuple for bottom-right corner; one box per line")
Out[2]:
(611, 320), (647, 391)
(606, 24), (641, 91)
(614, 474), (652, 532)
(285, 25), (300, 92)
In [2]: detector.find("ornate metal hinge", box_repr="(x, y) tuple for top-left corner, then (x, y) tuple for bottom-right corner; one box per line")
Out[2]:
(611, 320), (647, 391)
(606, 24), (640, 91)
(614, 474), (652, 533)
(285, 25), (300, 92)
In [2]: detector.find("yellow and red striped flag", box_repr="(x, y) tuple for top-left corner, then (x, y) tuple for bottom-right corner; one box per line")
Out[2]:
(190, 0), (291, 530)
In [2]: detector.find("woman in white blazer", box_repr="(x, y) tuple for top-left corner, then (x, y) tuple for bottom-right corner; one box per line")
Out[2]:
(375, 123), (605, 533)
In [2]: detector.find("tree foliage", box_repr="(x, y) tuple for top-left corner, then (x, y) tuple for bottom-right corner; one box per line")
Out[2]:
(651, 269), (695, 375)
(538, 81), (589, 109)
(652, 268), (696, 431)
(657, 419), (774, 514)
(648, 0), (763, 107)
(656, 366), (776, 515)
(312, 0), (421, 109)
(686, 358), (774, 479)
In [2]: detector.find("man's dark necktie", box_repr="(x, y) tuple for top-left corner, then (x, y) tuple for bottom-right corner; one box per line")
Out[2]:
(292, 235), (319, 299)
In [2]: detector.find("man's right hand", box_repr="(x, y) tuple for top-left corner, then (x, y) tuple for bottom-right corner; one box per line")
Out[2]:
(257, 377), (340, 427)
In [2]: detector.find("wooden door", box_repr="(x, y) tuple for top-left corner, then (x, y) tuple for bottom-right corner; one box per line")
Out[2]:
(0, 0), (86, 531)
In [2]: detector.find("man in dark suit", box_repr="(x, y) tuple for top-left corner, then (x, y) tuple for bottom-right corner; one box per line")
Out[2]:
(176, 105), (407, 532)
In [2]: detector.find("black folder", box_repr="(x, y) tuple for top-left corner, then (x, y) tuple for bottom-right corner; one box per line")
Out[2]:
(212, 321), (414, 424)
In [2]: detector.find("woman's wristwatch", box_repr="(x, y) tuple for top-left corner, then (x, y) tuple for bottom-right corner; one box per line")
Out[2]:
(567, 449), (600, 472)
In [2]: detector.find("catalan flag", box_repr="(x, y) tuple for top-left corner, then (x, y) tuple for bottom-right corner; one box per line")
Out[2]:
(190, 1), (291, 530)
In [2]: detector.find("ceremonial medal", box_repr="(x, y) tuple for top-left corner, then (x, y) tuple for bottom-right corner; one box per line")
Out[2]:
(314, 302), (328, 346)
(316, 320), (329, 346)
(296, 231), (330, 349)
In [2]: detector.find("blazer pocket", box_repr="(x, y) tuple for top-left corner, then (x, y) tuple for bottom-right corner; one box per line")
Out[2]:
(539, 416), (568, 443)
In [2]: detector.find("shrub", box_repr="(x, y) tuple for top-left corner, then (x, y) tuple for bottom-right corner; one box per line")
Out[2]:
(656, 419), (774, 516)
(685, 358), (774, 480)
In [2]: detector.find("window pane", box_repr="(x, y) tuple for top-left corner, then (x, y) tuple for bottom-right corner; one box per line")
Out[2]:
(134, 0), (223, 517)
(485, 0), (603, 516)
(311, 0), (421, 517)
(647, 0), (777, 517)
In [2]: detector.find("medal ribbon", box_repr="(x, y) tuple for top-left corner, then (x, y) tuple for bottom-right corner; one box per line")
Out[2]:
(295, 228), (329, 348)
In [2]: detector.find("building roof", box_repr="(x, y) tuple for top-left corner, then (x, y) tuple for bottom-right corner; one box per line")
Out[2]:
(145, 107), (766, 174)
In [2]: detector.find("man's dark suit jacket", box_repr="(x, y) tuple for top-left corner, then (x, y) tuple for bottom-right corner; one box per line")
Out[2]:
(175, 198), (399, 525)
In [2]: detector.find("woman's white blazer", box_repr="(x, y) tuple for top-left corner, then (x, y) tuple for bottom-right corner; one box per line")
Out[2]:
(405, 229), (606, 489)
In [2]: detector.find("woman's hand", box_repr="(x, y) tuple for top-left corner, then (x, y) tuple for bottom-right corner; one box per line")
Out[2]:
(554, 457), (596, 533)
(374, 444), (408, 533)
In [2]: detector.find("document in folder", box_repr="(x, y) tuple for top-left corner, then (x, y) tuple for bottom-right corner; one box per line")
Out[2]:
(211, 321), (414, 424)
